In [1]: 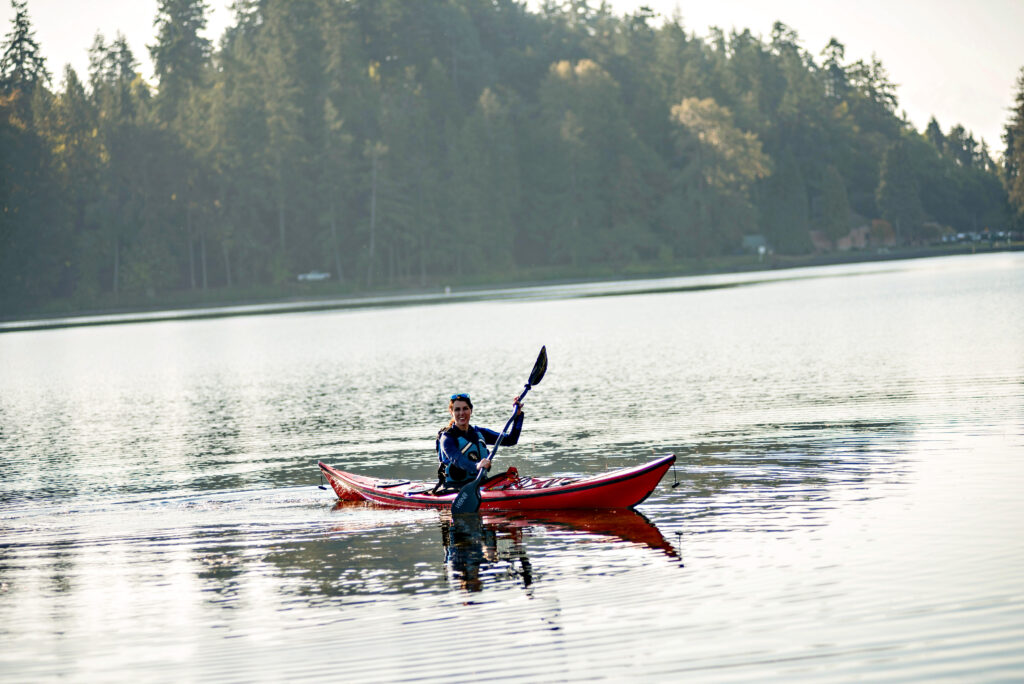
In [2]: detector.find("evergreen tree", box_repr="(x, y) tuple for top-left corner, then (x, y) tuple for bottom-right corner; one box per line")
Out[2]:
(946, 124), (974, 168)
(908, 131), (955, 229)
(51, 66), (103, 300)
(150, 0), (215, 290)
(260, 0), (309, 278)
(761, 148), (811, 253)
(373, 69), (436, 285)
(1004, 67), (1024, 223)
(533, 59), (624, 266)
(88, 34), (157, 299)
(820, 164), (850, 243)
(821, 37), (847, 101)
(0, 76), (63, 311)
(846, 55), (899, 135)
(454, 87), (520, 273)
(210, 13), (272, 288)
(877, 137), (925, 242)
(925, 116), (945, 153)
(669, 96), (770, 257)
(0, 0), (49, 95)
(0, 1), (65, 313)
(0, 0), (1015, 315)
(150, 0), (211, 124)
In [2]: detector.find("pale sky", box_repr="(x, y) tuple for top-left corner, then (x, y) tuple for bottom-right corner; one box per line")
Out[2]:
(3, 0), (1022, 153)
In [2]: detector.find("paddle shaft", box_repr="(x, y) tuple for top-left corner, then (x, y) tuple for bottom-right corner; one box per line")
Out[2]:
(451, 346), (546, 514)
(450, 385), (529, 514)
(486, 383), (531, 463)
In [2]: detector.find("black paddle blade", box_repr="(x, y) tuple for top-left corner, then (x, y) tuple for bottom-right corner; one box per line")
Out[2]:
(451, 479), (482, 514)
(529, 346), (548, 386)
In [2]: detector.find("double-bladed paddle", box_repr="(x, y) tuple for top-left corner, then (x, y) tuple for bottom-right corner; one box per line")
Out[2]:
(451, 346), (547, 514)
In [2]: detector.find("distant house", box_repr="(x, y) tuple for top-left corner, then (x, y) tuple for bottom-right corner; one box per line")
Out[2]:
(297, 271), (331, 282)
(802, 225), (875, 252)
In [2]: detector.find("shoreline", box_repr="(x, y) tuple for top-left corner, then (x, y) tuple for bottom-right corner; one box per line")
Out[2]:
(2, 244), (1019, 334)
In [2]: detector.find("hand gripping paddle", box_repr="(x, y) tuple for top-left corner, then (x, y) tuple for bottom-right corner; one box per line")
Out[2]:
(451, 346), (547, 514)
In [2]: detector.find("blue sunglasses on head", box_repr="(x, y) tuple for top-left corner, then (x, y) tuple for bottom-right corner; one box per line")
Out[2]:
(450, 393), (471, 401)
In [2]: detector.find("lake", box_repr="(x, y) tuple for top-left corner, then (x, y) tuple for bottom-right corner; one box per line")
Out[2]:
(1, 252), (1022, 681)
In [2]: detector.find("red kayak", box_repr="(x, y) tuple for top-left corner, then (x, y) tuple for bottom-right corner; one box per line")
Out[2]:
(317, 454), (676, 510)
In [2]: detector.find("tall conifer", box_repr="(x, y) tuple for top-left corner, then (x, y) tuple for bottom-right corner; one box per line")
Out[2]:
(1004, 67), (1024, 222)
(0, 0), (49, 95)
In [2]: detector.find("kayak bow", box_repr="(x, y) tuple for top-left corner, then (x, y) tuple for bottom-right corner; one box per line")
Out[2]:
(317, 454), (676, 510)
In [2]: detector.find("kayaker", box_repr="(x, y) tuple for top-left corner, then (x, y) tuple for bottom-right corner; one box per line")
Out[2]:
(435, 392), (524, 492)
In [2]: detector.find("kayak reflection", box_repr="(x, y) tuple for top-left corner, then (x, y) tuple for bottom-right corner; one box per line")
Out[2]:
(441, 509), (678, 593)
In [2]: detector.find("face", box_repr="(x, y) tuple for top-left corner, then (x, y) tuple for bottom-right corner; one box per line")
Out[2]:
(450, 399), (472, 430)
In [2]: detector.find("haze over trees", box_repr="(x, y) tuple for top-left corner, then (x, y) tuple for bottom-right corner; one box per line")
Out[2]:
(0, 0), (1018, 315)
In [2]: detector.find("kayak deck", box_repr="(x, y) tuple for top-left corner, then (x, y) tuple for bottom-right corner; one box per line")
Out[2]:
(318, 454), (676, 511)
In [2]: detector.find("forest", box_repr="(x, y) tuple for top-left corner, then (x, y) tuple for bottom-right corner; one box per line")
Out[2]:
(2, 0), (1023, 316)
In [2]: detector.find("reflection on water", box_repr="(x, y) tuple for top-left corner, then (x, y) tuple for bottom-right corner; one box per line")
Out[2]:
(443, 515), (532, 594)
(1, 253), (1023, 680)
(241, 504), (680, 601)
(441, 509), (679, 594)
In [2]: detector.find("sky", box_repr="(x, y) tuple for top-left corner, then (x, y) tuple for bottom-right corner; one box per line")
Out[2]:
(3, 0), (1022, 153)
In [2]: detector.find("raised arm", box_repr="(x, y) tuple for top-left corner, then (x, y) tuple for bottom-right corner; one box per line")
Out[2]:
(479, 407), (524, 447)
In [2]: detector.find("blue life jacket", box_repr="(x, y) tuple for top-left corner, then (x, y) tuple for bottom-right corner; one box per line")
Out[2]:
(434, 413), (523, 489)
(437, 426), (490, 486)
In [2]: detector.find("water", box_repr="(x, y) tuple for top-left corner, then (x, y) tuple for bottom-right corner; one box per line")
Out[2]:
(1, 252), (1022, 681)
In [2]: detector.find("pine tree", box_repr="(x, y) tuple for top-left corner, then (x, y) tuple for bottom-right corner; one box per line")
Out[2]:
(0, 0), (1017, 314)
(820, 38), (847, 101)
(761, 148), (810, 253)
(1004, 66), (1024, 223)
(50, 66), (103, 299)
(209, 13), (271, 288)
(821, 164), (850, 243)
(262, 2), (303, 273)
(925, 116), (945, 153)
(454, 87), (520, 271)
(150, 0), (211, 124)
(877, 138), (925, 243)
(88, 34), (148, 299)
(0, 0), (49, 95)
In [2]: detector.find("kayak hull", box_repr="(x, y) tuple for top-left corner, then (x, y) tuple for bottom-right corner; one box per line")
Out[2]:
(318, 454), (676, 511)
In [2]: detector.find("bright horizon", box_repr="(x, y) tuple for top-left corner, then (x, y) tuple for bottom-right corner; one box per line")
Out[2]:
(3, 0), (1022, 152)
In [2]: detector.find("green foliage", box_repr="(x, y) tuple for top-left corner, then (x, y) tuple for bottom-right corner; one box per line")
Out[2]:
(150, 0), (211, 123)
(0, 0), (1015, 316)
(760, 148), (810, 253)
(820, 164), (850, 242)
(915, 118), (1010, 234)
(0, 0), (49, 95)
(670, 96), (769, 256)
(1005, 67), (1024, 223)
(877, 138), (925, 242)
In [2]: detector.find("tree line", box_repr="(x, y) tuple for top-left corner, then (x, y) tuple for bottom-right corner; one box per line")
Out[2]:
(2, 0), (1021, 316)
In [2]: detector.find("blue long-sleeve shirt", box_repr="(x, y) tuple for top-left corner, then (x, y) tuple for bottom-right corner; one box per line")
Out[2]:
(438, 413), (524, 485)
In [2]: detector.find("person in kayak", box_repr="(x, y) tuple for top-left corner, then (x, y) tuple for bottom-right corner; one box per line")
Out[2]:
(435, 392), (524, 492)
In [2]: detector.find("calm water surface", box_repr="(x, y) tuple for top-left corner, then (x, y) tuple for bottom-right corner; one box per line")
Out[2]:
(2, 253), (1023, 681)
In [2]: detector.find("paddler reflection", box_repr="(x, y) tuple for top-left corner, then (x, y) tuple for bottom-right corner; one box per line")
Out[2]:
(441, 514), (532, 593)
(440, 509), (679, 593)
